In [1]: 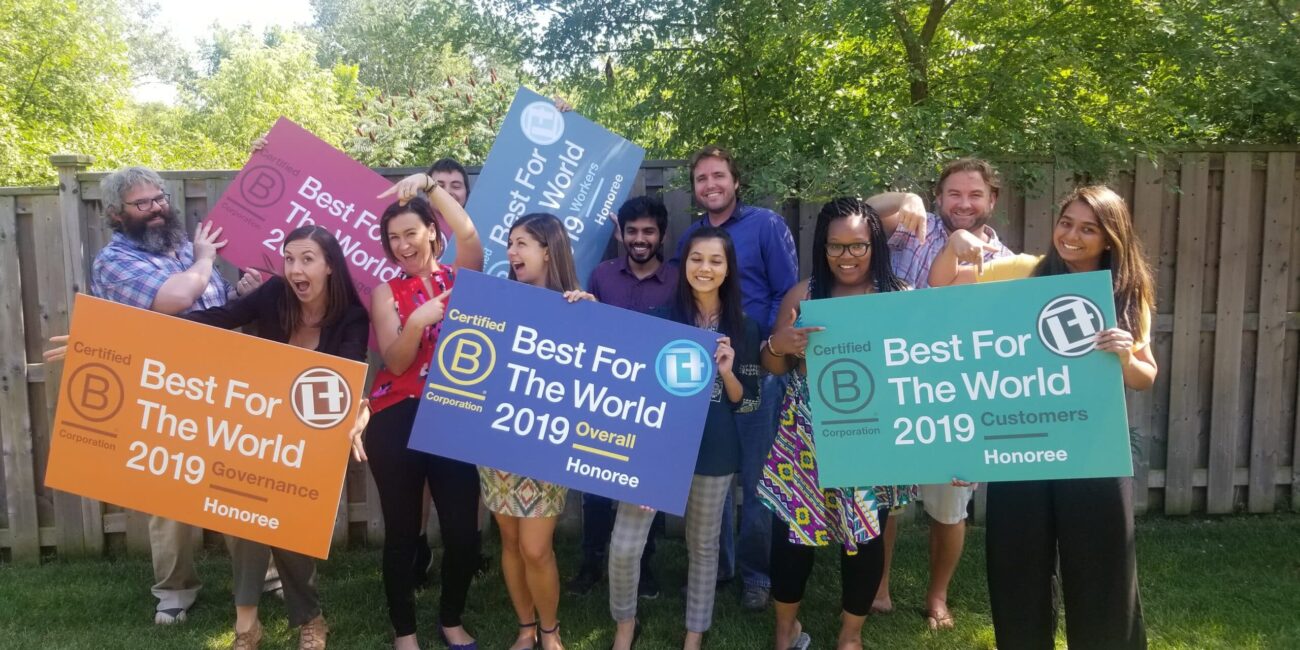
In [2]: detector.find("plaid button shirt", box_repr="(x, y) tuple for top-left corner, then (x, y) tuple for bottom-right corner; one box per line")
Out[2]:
(90, 231), (231, 312)
(888, 212), (1013, 289)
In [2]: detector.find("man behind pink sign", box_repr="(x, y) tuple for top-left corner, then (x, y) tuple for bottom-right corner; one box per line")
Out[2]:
(205, 117), (402, 321)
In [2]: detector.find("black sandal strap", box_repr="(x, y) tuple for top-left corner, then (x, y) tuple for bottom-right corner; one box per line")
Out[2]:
(540, 622), (560, 635)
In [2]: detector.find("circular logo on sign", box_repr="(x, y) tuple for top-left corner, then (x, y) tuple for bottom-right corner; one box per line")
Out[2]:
(655, 340), (714, 397)
(816, 358), (875, 415)
(436, 329), (496, 387)
(486, 259), (513, 278)
(291, 367), (352, 429)
(1036, 294), (1105, 357)
(519, 101), (565, 146)
(238, 165), (286, 208)
(68, 363), (125, 423)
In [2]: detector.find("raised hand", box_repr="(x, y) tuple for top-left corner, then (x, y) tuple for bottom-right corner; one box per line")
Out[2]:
(769, 308), (825, 358)
(377, 173), (433, 207)
(715, 336), (735, 376)
(193, 221), (228, 262)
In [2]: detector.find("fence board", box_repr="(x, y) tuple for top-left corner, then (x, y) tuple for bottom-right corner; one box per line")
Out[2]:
(29, 196), (88, 554)
(1165, 154), (1211, 514)
(1128, 156), (1165, 513)
(0, 197), (40, 563)
(1249, 153), (1295, 512)
(1206, 153), (1253, 513)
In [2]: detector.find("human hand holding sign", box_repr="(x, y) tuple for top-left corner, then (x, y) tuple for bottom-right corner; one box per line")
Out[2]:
(770, 308), (825, 358)
(44, 335), (69, 363)
(193, 221), (228, 263)
(563, 289), (596, 303)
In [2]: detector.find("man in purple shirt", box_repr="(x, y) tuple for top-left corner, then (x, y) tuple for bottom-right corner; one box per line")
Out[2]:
(675, 146), (799, 611)
(567, 196), (678, 598)
(877, 158), (1014, 630)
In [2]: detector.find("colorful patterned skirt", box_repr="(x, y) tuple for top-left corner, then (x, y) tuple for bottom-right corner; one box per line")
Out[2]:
(757, 372), (914, 551)
(479, 467), (568, 518)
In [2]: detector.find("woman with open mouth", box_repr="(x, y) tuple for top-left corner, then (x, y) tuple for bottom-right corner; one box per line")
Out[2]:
(181, 224), (372, 650)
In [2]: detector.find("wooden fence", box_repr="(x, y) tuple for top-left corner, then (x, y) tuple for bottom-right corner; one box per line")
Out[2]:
(1, 149), (1297, 563)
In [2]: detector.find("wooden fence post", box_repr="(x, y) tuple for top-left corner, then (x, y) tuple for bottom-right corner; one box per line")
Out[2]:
(0, 195), (41, 563)
(48, 154), (103, 556)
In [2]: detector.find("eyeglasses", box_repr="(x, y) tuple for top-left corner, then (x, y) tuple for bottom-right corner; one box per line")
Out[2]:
(826, 242), (870, 257)
(127, 193), (171, 211)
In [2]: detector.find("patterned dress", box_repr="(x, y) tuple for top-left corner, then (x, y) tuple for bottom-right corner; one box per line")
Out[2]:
(758, 344), (914, 551)
(479, 467), (568, 518)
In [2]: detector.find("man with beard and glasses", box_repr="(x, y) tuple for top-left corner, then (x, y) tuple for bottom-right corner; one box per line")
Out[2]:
(875, 157), (1013, 631)
(89, 166), (264, 624)
(566, 196), (677, 599)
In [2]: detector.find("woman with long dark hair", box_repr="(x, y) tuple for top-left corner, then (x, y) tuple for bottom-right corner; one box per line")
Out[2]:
(929, 185), (1155, 649)
(756, 198), (914, 650)
(606, 227), (760, 650)
(182, 224), (371, 650)
(366, 184), (484, 650)
(486, 213), (592, 650)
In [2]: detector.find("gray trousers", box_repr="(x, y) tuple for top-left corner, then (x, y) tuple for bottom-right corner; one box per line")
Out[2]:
(229, 536), (321, 627)
(149, 515), (201, 612)
(608, 473), (731, 633)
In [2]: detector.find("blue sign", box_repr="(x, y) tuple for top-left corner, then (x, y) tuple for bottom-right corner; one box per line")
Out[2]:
(460, 86), (646, 282)
(408, 270), (716, 515)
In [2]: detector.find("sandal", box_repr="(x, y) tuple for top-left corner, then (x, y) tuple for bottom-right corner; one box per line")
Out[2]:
(539, 621), (562, 650)
(437, 618), (478, 650)
(509, 621), (539, 650)
(298, 615), (328, 650)
(232, 620), (264, 650)
(922, 608), (956, 630)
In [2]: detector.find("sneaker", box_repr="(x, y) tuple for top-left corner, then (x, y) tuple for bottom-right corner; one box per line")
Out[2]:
(638, 567), (660, 600)
(741, 586), (770, 612)
(565, 563), (602, 595)
(155, 607), (188, 625)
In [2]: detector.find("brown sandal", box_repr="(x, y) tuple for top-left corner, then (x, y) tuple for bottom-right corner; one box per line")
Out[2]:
(298, 615), (328, 650)
(232, 620), (263, 650)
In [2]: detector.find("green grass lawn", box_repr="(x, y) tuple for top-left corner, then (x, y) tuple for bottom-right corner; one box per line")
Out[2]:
(1, 515), (1298, 649)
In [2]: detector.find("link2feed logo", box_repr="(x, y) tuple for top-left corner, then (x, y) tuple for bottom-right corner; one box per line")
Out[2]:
(1036, 295), (1104, 357)
(520, 101), (565, 145)
(655, 340), (713, 397)
(291, 368), (352, 429)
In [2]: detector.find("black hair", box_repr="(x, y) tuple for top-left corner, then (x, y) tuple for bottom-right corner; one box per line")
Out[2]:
(378, 196), (444, 263)
(426, 158), (470, 198)
(809, 197), (908, 300)
(617, 195), (669, 236)
(278, 225), (362, 335)
(672, 226), (746, 347)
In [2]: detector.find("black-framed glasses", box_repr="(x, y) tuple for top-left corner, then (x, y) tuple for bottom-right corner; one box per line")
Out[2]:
(826, 242), (870, 257)
(128, 193), (171, 211)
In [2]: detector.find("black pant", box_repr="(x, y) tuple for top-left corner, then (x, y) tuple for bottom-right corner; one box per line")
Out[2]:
(769, 509), (888, 616)
(986, 477), (1146, 650)
(365, 398), (481, 635)
(581, 492), (660, 570)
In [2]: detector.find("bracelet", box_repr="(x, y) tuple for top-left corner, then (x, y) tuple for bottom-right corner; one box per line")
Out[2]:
(422, 173), (434, 192)
(764, 335), (784, 357)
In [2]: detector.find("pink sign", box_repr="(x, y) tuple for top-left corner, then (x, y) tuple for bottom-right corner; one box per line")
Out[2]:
(205, 118), (399, 331)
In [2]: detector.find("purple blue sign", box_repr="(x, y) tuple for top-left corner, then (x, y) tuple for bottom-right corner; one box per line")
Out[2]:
(408, 271), (716, 514)
(461, 86), (646, 282)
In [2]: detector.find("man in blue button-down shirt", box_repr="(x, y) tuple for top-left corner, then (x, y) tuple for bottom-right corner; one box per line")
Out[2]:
(91, 166), (261, 624)
(675, 146), (799, 612)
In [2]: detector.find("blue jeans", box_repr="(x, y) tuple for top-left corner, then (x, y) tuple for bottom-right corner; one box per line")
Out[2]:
(718, 374), (784, 589)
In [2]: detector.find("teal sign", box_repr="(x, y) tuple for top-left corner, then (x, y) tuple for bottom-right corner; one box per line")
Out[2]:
(801, 271), (1132, 487)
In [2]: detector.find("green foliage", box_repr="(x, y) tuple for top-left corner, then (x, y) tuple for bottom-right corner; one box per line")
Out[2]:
(345, 59), (521, 167)
(499, 0), (1300, 200)
(179, 28), (366, 168)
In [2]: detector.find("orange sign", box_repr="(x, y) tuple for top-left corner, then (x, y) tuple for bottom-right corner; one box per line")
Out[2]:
(45, 295), (368, 559)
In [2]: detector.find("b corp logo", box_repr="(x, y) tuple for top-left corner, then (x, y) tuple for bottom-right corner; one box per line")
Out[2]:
(655, 340), (713, 397)
(291, 368), (352, 429)
(817, 358), (874, 415)
(1036, 294), (1105, 357)
(519, 101), (565, 146)
(437, 329), (497, 387)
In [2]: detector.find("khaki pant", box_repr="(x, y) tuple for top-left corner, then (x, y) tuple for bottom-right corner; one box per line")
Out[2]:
(148, 515), (201, 611)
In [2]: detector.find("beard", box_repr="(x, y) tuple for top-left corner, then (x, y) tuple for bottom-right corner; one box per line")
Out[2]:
(936, 204), (994, 233)
(120, 206), (187, 254)
(626, 242), (661, 265)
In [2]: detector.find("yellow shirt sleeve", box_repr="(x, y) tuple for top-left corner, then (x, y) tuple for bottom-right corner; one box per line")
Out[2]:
(974, 254), (1043, 283)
